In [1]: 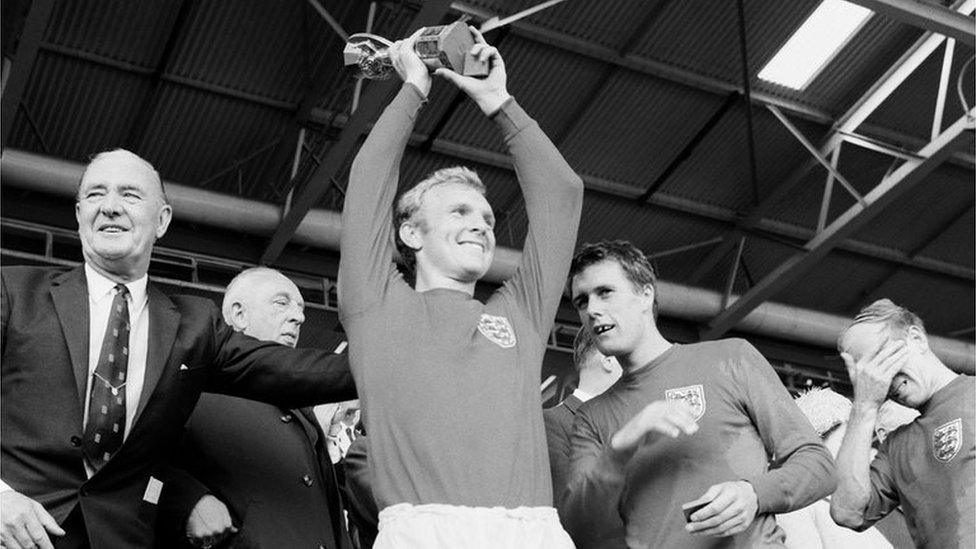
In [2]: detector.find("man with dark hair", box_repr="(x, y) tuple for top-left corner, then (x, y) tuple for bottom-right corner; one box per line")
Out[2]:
(560, 240), (835, 548)
(338, 27), (583, 547)
(0, 149), (354, 548)
(830, 299), (974, 548)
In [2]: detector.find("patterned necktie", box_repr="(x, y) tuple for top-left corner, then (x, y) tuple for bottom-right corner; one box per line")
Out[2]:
(82, 283), (130, 471)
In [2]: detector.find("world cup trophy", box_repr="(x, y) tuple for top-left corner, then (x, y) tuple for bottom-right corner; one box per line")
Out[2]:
(343, 20), (490, 80)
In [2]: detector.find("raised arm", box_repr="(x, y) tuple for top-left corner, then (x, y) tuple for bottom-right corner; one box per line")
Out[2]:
(436, 28), (584, 335)
(338, 30), (431, 317)
(831, 341), (907, 529)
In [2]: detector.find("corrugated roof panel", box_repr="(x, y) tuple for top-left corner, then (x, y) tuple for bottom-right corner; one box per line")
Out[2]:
(633, 0), (816, 85)
(512, 0), (664, 52)
(658, 103), (830, 211)
(435, 36), (610, 154)
(915, 204), (975, 268)
(575, 192), (727, 273)
(863, 42), (976, 140)
(771, 249), (894, 314)
(558, 70), (723, 188)
(14, 52), (148, 161)
(765, 144), (897, 235)
(850, 163), (975, 252)
(168, 0), (357, 105)
(45, 0), (177, 68)
(803, 18), (921, 115)
(865, 268), (975, 336)
(137, 83), (291, 198)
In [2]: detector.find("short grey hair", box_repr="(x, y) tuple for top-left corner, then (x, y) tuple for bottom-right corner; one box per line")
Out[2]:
(78, 148), (168, 204)
(393, 166), (485, 274)
(221, 267), (280, 325)
(838, 298), (926, 351)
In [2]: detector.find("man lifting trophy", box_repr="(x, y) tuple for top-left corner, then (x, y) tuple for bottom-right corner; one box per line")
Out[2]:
(343, 20), (490, 80)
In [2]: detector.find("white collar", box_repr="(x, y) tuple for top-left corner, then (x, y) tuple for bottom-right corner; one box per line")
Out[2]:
(84, 263), (148, 306)
(572, 388), (595, 403)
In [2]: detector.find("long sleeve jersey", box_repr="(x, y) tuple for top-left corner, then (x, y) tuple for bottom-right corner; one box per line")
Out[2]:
(560, 339), (836, 549)
(338, 83), (583, 511)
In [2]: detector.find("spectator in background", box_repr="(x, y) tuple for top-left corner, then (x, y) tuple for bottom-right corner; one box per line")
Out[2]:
(544, 327), (621, 505)
(157, 267), (351, 549)
(831, 299), (974, 548)
(777, 388), (892, 549)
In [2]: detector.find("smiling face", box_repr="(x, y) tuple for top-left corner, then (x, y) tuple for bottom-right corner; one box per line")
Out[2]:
(571, 260), (656, 367)
(840, 321), (932, 408)
(400, 182), (496, 290)
(75, 151), (172, 282)
(233, 270), (306, 347)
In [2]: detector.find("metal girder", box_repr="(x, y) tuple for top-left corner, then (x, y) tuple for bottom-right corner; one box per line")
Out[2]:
(448, 1), (835, 124)
(701, 107), (975, 340)
(685, 4), (973, 284)
(638, 92), (738, 202)
(259, 0), (454, 264)
(835, 0), (974, 137)
(310, 106), (974, 281)
(848, 201), (974, 309)
(1, 0), (56, 150)
(847, 0), (975, 47)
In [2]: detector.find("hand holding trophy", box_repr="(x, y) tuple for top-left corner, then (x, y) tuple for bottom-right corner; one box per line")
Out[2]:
(343, 20), (490, 81)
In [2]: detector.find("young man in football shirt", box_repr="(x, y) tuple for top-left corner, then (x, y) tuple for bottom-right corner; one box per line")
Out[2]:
(831, 299), (975, 548)
(338, 28), (583, 548)
(561, 240), (835, 548)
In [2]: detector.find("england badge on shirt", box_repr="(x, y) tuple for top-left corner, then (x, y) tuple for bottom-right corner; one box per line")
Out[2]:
(477, 314), (516, 348)
(933, 418), (962, 463)
(665, 384), (706, 422)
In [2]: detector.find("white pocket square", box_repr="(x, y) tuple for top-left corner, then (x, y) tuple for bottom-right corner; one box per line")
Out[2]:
(179, 364), (188, 371)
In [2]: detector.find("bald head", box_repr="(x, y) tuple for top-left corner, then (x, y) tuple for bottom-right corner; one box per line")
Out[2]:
(223, 267), (306, 347)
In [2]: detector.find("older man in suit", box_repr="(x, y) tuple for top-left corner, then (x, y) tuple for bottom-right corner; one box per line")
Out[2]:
(0, 149), (355, 549)
(157, 267), (352, 549)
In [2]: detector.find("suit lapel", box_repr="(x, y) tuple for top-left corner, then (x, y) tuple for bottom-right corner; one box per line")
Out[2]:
(133, 283), (180, 425)
(50, 267), (91, 407)
(295, 407), (322, 448)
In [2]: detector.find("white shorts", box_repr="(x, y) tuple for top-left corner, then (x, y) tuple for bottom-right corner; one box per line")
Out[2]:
(374, 502), (576, 549)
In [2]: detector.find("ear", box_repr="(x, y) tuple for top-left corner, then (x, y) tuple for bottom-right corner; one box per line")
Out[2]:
(155, 204), (173, 240)
(640, 283), (655, 313)
(75, 202), (82, 226)
(398, 221), (423, 251)
(229, 302), (248, 331)
(905, 325), (929, 352)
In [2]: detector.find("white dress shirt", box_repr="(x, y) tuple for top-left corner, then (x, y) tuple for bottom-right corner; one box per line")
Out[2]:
(1, 265), (152, 490)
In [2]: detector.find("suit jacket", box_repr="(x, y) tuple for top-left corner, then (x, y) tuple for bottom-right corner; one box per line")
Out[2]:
(157, 395), (352, 549)
(543, 394), (584, 504)
(0, 266), (356, 548)
(338, 435), (378, 549)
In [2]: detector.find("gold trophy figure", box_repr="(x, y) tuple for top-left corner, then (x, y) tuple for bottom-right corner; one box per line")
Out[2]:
(344, 21), (490, 80)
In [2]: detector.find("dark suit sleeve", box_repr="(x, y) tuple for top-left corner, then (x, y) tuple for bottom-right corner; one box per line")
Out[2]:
(206, 319), (356, 408)
(339, 436), (378, 549)
(156, 465), (212, 547)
